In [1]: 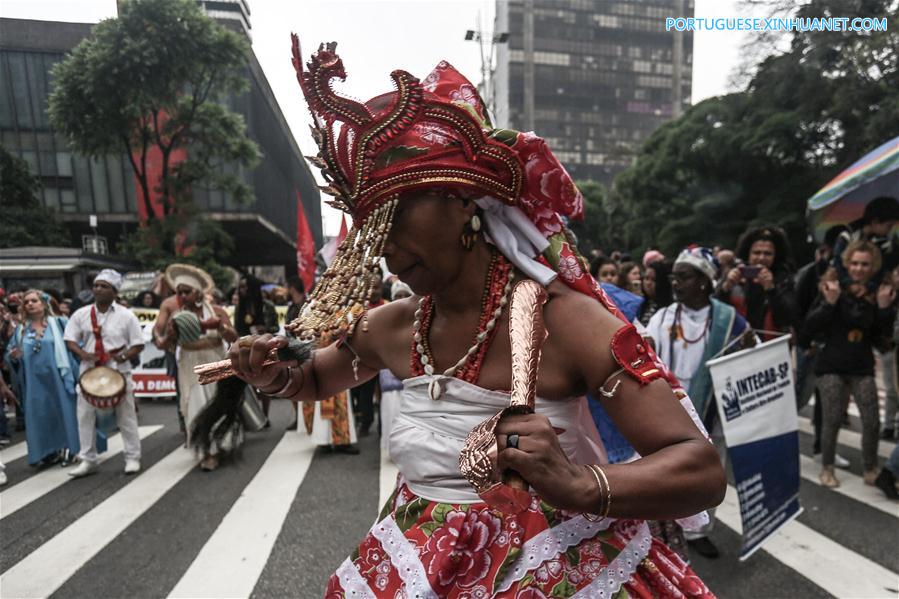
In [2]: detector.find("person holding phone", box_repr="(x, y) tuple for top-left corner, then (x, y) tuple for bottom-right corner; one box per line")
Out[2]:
(718, 225), (797, 341)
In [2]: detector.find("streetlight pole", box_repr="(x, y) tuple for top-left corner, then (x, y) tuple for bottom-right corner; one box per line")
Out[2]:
(464, 15), (508, 117)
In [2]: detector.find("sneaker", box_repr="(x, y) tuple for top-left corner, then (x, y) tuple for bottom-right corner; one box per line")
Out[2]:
(68, 461), (97, 478)
(686, 537), (720, 559)
(0, 470), (7, 486)
(124, 459), (141, 474)
(874, 468), (899, 499)
(819, 466), (840, 488)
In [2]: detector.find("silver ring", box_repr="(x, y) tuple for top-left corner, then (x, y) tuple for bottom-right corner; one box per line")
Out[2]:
(507, 434), (519, 450)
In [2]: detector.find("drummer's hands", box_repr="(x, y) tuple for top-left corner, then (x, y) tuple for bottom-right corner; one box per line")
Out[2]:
(227, 334), (288, 388)
(79, 351), (100, 364)
(495, 413), (591, 511)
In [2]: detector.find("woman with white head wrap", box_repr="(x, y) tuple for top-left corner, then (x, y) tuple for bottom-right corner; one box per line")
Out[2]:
(154, 264), (240, 471)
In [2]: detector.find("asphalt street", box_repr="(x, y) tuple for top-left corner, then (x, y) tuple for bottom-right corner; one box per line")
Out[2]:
(0, 399), (896, 598)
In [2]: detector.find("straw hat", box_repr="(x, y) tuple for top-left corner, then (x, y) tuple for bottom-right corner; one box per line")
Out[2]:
(164, 263), (214, 293)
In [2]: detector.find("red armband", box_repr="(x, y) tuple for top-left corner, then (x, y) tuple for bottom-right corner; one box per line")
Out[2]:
(610, 324), (663, 386)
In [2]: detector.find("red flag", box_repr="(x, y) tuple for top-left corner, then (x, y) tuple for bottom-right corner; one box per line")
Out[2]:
(320, 214), (348, 267)
(295, 191), (316, 291)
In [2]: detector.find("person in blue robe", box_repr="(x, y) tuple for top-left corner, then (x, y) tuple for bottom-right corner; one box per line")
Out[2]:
(6, 290), (105, 465)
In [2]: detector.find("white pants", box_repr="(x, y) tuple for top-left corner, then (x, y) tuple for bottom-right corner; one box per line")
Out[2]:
(77, 378), (141, 464)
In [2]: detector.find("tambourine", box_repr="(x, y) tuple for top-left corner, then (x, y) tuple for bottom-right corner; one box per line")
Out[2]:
(79, 365), (126, 410)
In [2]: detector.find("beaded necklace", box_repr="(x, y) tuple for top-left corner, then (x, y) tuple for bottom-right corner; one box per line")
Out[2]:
(670, 302), (711, 349)
(410, 251), (514, 399)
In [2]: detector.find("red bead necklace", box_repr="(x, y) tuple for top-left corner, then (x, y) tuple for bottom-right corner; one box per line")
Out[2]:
(410, 251), (513, 384)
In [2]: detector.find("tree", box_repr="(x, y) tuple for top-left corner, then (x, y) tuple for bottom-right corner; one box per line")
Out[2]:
(48, 0), (259, 276)
(569, 181), (629, 255)
(0, 146), (70, 248)
(614, 0), (899, 260)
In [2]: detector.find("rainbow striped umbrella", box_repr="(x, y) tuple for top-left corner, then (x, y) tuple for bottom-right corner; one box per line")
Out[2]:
(807, 136), (899, 242)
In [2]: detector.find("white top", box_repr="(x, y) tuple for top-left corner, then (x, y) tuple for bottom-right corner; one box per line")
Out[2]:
(64, 303), (144, 375)
(645, 303), (710, 392)
(389, 375), (604, 504)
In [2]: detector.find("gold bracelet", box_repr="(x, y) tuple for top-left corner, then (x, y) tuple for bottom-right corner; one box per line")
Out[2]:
(590, 464), (612, 518)
(277, 365), (306, 399)
(583, 464), (606, 521)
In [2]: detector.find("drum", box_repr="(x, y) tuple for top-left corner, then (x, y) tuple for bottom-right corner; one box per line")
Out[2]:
(80, 365), (127, 410)
(173, 310), (203, 344)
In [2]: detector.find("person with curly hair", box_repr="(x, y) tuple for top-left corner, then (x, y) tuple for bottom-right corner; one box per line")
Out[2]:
(718, 225), (797, 341)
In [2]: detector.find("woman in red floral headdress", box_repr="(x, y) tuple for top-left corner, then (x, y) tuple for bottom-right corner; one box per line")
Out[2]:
(229, 39), (724, 598)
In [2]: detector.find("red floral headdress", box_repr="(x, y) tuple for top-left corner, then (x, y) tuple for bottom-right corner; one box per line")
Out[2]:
(286, 39), (587, 343)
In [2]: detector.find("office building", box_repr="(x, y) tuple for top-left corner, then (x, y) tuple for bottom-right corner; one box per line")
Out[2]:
(494, 0), (693, 185)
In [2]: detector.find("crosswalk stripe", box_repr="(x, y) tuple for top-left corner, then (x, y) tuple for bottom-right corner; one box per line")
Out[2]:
(716, 486), (899, 598)
(798, 415), (896, 459)
(0, 425), (162, 520)
(0, 440), (28, 464)
(798, 454), (899, 518)
(167, 431), (316, 599)
(0, 445), (196, 598)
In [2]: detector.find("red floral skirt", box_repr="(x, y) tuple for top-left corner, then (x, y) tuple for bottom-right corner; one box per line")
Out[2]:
(325, 482), (714, 598)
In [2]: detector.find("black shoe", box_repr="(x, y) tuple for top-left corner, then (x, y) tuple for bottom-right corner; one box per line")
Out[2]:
(881, 428), (896, 441)
(687, 537), (720, 559)
(37, 453), (62, 468)
(333, 444), (360, 455)
(874, 468), (899, 500)
(286, 419), (298, 431)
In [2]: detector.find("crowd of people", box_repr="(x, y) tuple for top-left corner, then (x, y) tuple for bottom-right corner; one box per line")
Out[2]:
(0, 266), (316, 481)
(575, 204), (899, 558)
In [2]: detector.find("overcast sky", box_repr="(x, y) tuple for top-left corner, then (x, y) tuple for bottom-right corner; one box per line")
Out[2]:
(5, 0), (764, 236)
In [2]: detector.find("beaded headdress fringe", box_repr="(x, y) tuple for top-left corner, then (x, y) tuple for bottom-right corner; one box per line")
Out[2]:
(286, 199), (398, 344)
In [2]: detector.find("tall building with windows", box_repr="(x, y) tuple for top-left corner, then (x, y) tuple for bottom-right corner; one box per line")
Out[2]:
(0, 8), (320, 271)
(493, 0), (693, 186)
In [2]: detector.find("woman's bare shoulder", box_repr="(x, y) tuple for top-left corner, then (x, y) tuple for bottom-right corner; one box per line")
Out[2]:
(543, 279), (624, 335)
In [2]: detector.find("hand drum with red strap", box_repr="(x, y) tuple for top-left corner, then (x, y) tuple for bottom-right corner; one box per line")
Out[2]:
(79, 365), (126, 410)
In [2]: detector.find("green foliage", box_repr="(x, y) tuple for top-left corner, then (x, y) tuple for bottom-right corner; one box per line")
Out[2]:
(48, 0), (259, 273)
(569, 180), (630, 255)
(118, 202), (235, 289)
(0, 146), (70, 248)
(613, 0), (899, 261)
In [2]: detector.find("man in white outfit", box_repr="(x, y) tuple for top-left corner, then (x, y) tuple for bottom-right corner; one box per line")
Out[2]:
(64, 269), (144, 477)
